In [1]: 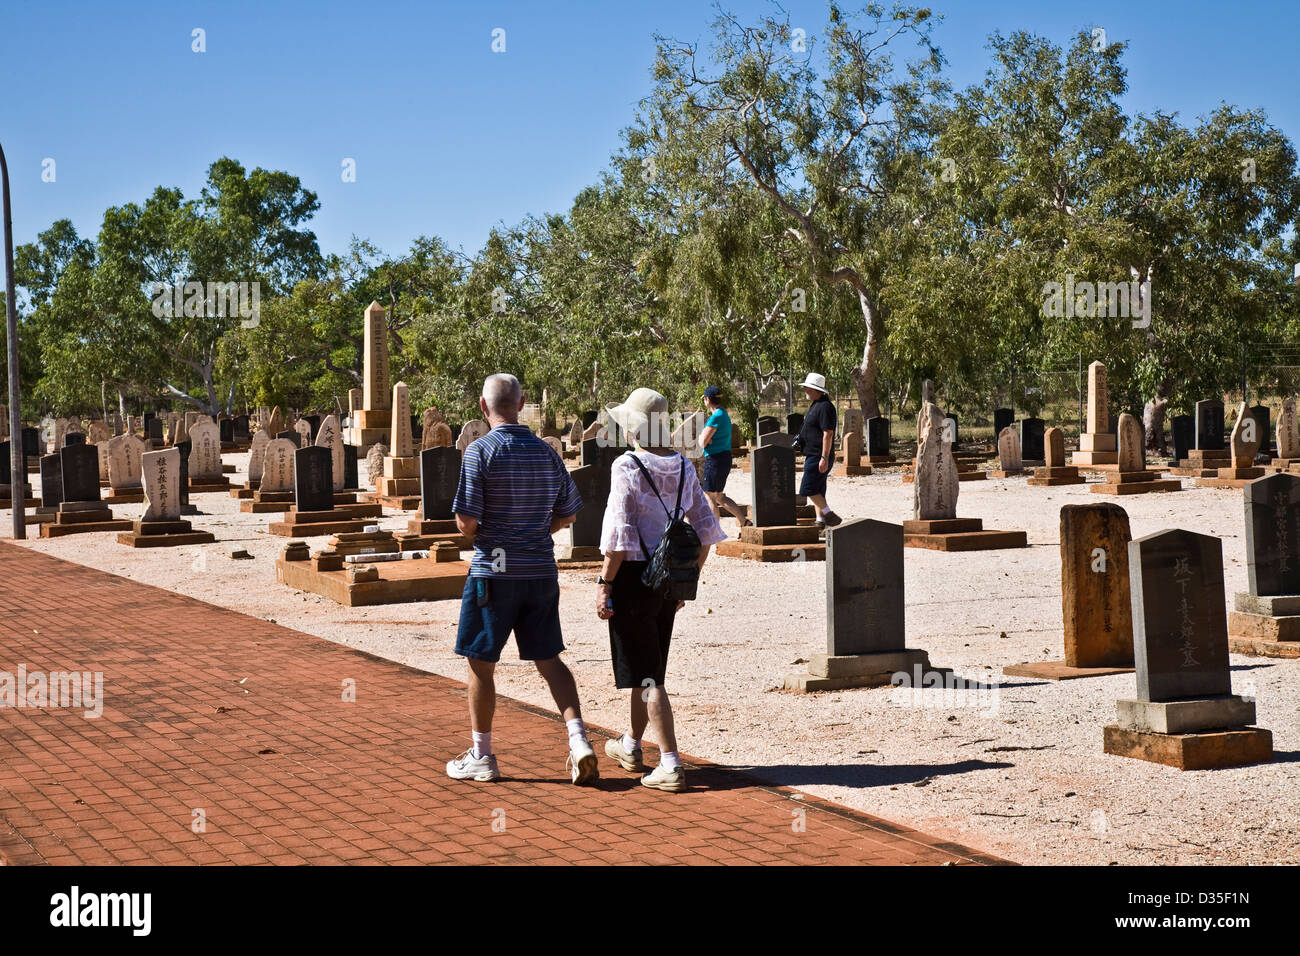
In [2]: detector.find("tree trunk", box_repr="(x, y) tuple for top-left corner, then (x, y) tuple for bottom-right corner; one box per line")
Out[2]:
(118, 389), (127, 422)
(1144, 393), (1169, 454)
(850, 290), (882, 418)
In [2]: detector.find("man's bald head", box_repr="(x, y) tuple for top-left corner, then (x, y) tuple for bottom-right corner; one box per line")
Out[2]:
(481, 373), (523, 422)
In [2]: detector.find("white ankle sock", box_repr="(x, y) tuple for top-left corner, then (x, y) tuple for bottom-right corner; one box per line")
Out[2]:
(565, 718), (587, 743)
(472, 731), (492, 758)
(623, 733), (640, 752)
(660, 750), (682, 771)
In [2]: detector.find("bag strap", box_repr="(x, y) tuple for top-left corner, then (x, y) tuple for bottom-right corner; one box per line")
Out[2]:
(628, 453), (674, 521)
(673, 457), (686, 518)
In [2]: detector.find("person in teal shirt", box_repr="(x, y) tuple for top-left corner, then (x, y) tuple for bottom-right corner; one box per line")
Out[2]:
(697, 386), (749, 528)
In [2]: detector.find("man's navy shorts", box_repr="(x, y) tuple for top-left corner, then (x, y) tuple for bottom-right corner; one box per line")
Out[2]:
(799, 454), (831, 497)
(455, 576), (565, 663)
(701, 452), (732, 493)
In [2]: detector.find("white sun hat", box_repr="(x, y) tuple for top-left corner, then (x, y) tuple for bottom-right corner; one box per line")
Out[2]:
(605, 388), (671, 447)
(800, 372), (829, 394)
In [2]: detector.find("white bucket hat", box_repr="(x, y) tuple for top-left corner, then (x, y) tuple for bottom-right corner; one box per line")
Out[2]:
(800, 372), (829, 394)
(605, 388), (671, 447)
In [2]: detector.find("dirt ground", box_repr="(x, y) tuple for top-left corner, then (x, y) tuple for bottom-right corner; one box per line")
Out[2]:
(8, 451), (1299, 865)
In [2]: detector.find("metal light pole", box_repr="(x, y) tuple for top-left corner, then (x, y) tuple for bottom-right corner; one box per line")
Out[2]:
(2, 142), (25, 540)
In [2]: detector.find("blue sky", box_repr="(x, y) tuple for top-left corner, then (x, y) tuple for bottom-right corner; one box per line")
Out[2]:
(3, 0), (1298, 261)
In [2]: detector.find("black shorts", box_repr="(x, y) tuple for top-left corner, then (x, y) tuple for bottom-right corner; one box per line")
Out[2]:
(701, 452), (732, 493)
(608, 561), (677, 689)
(799, 454), (832, 497)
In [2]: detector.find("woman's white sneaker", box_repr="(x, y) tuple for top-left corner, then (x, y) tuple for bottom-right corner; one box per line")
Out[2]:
(446, 749), (500, 782)
(641, 764), (686, 793)
(568, 737), (600, 786)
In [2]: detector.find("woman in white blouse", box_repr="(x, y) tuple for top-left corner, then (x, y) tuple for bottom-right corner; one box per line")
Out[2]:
(596, 388), (727, 793)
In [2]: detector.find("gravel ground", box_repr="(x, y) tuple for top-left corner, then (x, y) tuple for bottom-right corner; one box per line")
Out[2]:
(8, 452), (1299, 865)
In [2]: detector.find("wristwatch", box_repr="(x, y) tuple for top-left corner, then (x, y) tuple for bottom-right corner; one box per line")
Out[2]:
(596, 575), (613, 585)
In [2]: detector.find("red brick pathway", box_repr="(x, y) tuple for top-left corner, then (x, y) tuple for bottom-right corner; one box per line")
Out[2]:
(0, 542), (1001, 865)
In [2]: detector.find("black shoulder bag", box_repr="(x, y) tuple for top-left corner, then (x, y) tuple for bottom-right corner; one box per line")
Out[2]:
(627, 454), (702, 601)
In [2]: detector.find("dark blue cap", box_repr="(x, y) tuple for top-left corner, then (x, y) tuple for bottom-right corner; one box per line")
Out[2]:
(703, 386), (722, 400)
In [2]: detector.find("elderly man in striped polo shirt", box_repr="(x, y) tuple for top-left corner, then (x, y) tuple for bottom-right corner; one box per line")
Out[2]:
(445, 373), (599, 785)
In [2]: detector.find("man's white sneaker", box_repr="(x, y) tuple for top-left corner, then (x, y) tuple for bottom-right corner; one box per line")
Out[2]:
(446, 749), (500, 782)
(641, 764), (686, 793)
(568, 736), (600, 786)
(604, 735), (645, 773)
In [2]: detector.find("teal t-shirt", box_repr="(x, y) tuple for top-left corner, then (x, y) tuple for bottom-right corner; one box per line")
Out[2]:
(703, 409), (732, 456)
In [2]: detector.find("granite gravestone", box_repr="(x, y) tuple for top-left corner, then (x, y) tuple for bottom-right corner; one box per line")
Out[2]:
(64, 432), (85, 447)
(233, 415), (251, 441)
(294, 446), (334, 513)
(580, 436), (621, 472)
(568, 464), (611, 549)
(750, 444), (796, 527)
(147, 417), (164, 444)
(39, 454), (63, 508)
(176, 440), (191, 507)
(826, 519), (904, 655)
(1244, 473), (1300, 597)
(60, 444), (101, 502)
(141, 448), (181, 522)
(419, 446), (461, 521)
(219, 418), (235, 444)
(277, 430), (296, 444)
(581, 409), (598, 429)
(1129, 528), (1231, 701)
(1171, 415), (1194, 463)
(866, 416), (890, 457)
(1019, 418), (1045, 462)
(756, 416), (780, 438)
(786, 413), (804, 435)
(1250, 405), (1272, 457)
(1195, 400), (1225, 450)
(22, 427), (40, 460)
(306, 414), (322, 442)
(343, 444), (359, 491)
(993, 408), (1015, 438)
(758, 431), (796, 449)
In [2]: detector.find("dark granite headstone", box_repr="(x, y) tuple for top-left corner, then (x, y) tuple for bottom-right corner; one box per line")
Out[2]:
(64, 432), (85, 447)
(1128, 528), (1231, 702)
(147, 418), (164, 443)
(0, 441), (11, 487)
(751, 444), (796, 527)
(758, 431), (796, 449)
(233, 414), (251, 440)
(143, 412), (155, 433)
(410, 414), (422, 443)
(993, 408), (1015, 437)
(305, 415), (322, 442)
(219, 418), (235, 443)
(826, 519), (905, 656)
(39, 454), (63, 508)
(60, 444), (100, 502)
(581, 409), (598, 429)
(568, 463), (611, 548)
(866, 417), (890, 457)
(21, 427), (40, 459)
(343, 444), (359, 490)
(1250, 405), (1272, 457)
(1244, 473), (1300, 596)
(786, 413), (804, 436)
(277, 430), (297, 446)
(756, 416), (780, 437)
(177, 440), (191, 506)
(1195, 400), (1225, 450)
(1171, 415), (1194, 463)
(580, 436), (621, 471)
(419, 446), (461, 521)
(294, 446), (334, 512)
(1019, 418), (1045, 462)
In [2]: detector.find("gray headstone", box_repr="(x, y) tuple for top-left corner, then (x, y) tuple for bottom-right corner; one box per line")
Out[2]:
(39, 454), (63, 508)
(750, 444), (796, 527)
(866, 417), (890, 457)
(1171, 414), (1194, 462)
(60, 444), (101, 502)
(826, 519), (905, 655)
(419, 446), (461, 521)
(569, 463), (611, 548)
(1195, 400), (1225, 450)
(1129, 528), (1231, 702)
(1019, 418), (1045, 461)
(294, 445), (334, 513)
(786, 413), (804, 435)
(1245, 473), (1300, 596)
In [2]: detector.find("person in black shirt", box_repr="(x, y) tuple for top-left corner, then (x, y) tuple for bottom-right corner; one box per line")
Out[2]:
(791, 372), (842, 527)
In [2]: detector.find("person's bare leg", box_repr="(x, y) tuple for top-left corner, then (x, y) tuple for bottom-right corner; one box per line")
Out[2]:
(708, 490), (748, 523)
(467, 659), (496, 733)
(810, 493), (829, 514)
(645, 685), (678, 755)
(533, 656), (580, 723)
(629, 687), (650, 741)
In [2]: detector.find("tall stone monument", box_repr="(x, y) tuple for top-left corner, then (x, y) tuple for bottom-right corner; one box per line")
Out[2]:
(345, 301), (393, 451)
(1072, 361), (1117, 466)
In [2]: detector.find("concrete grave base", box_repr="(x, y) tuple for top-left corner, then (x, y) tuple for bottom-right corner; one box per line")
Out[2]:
(1091, 473), (1182, 494)
(188, 480), (231, 493)
(784, 648), (944, 693)
(990, 469), (1025, 478)
(268, 516), (378, 537)
(843, 464), (873, 476)
(716, 523), (825, 562)
(240, 490), (296, 513)
(0, 497), (41, 509)
(1002, 660), (1134, 681)
(276, 553), (469, 606)
(117, 519), (216, 548)
(101, 490), (146, 504)
(555, 545), (604, 568)
(1196, 477), (1263, 490)
(1102, 725), (1272, 770)
(903, 518), (1027, 552)
(1227, 595), (1300, 657)
(41, 505), (134, 538)
(367, 494), (423, 511)
(1026, 466), (1087, 486)
(1115, 695), (1256, 734)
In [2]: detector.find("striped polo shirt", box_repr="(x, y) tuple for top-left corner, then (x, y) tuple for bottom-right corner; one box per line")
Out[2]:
(452, 423), (582, 579)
